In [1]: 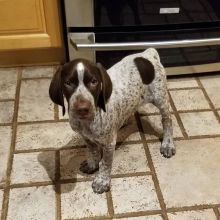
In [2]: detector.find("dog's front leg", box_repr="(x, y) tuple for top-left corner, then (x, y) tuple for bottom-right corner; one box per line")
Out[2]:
(92, 138), (116, 194)
(80, 138), (101, 174)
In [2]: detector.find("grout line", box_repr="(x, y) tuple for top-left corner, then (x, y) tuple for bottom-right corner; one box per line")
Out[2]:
(10, 181), (54, 189)
(116, 140), (143, 146)
(1, 68), (22, 220)
(21, 77), (52, 81)
(63, 216), (112, 220)
(12, 108), (219, 127)
(17, 119), (69, 125)
(147, 137), (185, 142)
(135, 112), (168, 220)
(13, 140), (145, 154)
(14, 146), (86, 154)
(55, 151), (61, 220)
(0, 123), (12, 127)
(113, 210), (163, 219)
(12, 134), (220, 155)
(106, 191), (114, 217)
(8, 106), (219, 127)
(167, 204), (220, 213)
(213, 207), (220, 220)
(177, 109), (212, 113)
(8, 172), (153, 189)
(168, 87), (200, 91)
(184, 134), (220, 139)
(138, 112), (160, 117)
(0, 99), (14, 103)
(196, 78), (220, 124)
(57, 119), (69, 123)
(168, 91), (188, 139)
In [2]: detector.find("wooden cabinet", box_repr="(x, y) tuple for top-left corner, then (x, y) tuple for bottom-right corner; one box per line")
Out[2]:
(0, 0), (65, 65)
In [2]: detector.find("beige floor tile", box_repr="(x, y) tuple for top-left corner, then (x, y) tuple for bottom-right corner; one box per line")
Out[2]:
(167, 78), (198, 89)
(113, 215), (163, 220)
(0, 68), (17, 99)
(168, 209), (217, 220)
(7, 186), (55, 220)
(180, 111), (220, 136)
(61, 182), (108, 219)
(18, 79), (54, 122)
(0, 101), (14, 123)
(138, 103), (173, 115)
(111, 176), (160, 214)
(170, 89), (210, 111)
(16, 122), (83, 151)
(112, 144), (149, 174)
(11, 152), (55, 184)
(200, 75), (220, 108)
(0, 126), (12, 185)
(117, 116), (141, 142)
(149, 138), (220, 207)
(22, 66), (55, 78)
(60, 148), (89, 180)
(0, 190), (3, 219)
(138, 103), (160, 114)
(141, 114), (183, 140)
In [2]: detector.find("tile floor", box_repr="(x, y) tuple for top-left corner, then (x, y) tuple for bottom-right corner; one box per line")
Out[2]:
(0, 66), (220, 220)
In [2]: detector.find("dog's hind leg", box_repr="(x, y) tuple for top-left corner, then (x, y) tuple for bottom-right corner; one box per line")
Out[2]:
(151, 87), (176, 158)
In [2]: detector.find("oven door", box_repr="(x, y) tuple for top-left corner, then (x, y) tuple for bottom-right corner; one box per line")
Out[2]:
(68, 28), (220, 75)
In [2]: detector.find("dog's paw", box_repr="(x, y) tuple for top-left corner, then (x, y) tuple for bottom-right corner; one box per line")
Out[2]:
(92, 176), (110, 194)
(79, 160), (99, 174)
(160, 139), (176, 158)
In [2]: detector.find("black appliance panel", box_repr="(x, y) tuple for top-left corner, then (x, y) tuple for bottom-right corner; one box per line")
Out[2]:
(94, 0), (220, 27)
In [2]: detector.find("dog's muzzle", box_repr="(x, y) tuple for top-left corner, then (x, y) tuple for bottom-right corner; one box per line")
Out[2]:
(73, 99), (93, 119)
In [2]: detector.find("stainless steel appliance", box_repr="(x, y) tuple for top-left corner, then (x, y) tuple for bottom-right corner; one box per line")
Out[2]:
(64, 0), (220, 75)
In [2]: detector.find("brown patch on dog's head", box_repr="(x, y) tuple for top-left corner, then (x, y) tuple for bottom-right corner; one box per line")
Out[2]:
(49, 59), (112, 118)
(96, 63), (112, 112)
(49, 66), (66, 115)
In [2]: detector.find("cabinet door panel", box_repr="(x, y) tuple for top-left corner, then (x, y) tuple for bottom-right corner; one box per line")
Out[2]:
(0, 0), (62, 50)
(0, 0), (46, 34)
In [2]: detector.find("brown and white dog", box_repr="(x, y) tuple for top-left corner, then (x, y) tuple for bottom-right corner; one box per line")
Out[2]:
(49, 48), (175, 193)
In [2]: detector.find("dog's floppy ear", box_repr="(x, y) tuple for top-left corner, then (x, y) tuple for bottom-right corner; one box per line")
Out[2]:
(134, 57), (155, 84)
(96, 63), (112, 112)
(49, 66), (65, 115)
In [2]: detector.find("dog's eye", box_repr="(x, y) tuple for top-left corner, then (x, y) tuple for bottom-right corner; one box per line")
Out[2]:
(64, 80), (71, 86)
(90, 78), (98, 86)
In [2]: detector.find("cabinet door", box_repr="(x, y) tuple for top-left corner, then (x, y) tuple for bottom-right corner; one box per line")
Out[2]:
(0, 0), (62, 50)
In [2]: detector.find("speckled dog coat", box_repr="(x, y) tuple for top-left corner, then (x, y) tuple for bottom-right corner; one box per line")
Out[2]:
(49, 48), (175, 194)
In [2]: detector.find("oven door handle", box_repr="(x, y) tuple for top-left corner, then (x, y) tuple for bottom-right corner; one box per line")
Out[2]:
(70, 37), (220, 51)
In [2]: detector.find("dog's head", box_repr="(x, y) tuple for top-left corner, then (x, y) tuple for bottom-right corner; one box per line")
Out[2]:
(49, 59), (112, 120)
